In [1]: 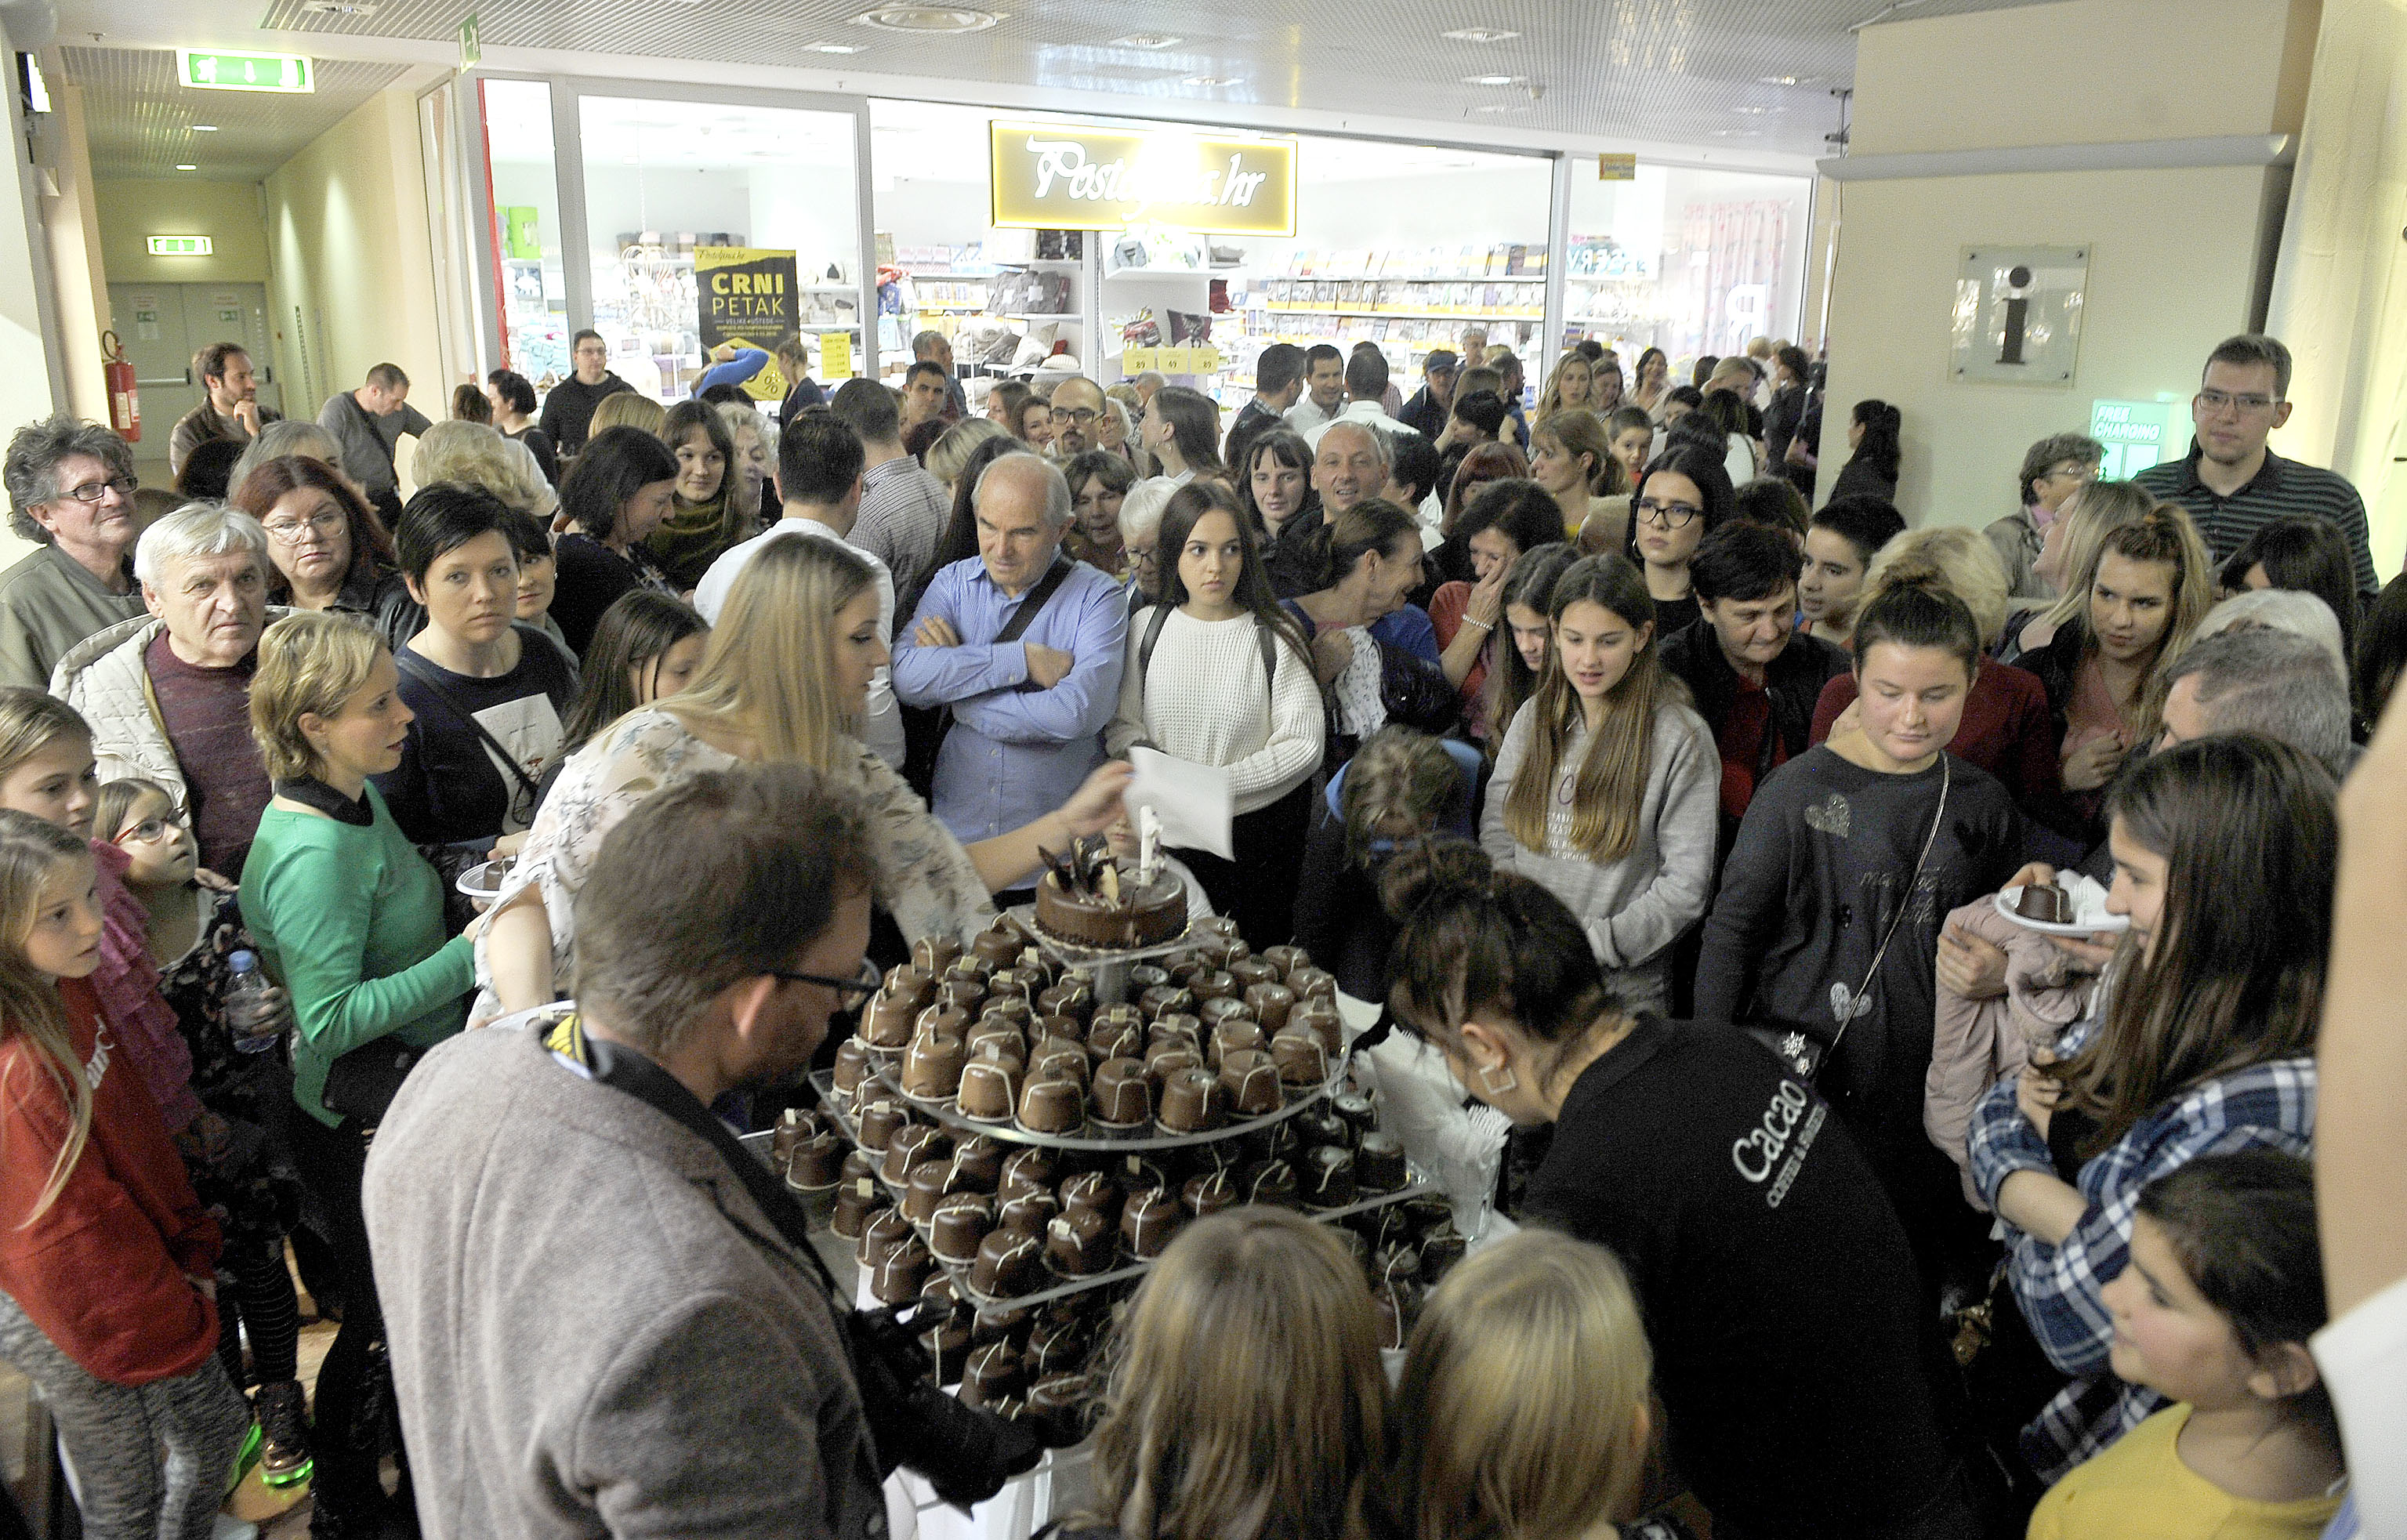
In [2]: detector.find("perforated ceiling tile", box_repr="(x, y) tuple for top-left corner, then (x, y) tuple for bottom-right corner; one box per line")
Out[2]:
(54, 46), (408, 180)
(237, 0), (2054, 156)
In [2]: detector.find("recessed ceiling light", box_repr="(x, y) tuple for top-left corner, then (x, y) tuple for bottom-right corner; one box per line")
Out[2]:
(1709, 129), (1760, 138)
(1110, 33), (1181, 48)
(191, 124), (219, 132)
(1471, 103), (1529, 114)
(1461, 73), (1524, 86)
(175, 162), (198, 170)
(805, 42), (865, 53)
(1181, 74), (1240, 86)
(1758, 74), (1818, 85)
(299, 0), (378, 13)
(1442, 26), (1519, 42)
(853, 5), (1000, 32)
(1731, 106), (1774, 115)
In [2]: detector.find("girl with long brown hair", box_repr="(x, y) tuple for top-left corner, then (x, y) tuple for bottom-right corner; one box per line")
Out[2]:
(1482, 554), (1716, 1014)
(0, 810), (249, 1540)
(1071, 1208), (1388, 1540)
(1969, 734), (2332, 1484)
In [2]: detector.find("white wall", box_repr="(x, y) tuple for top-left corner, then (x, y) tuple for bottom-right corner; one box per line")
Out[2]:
(1819, 0), (2318, 528)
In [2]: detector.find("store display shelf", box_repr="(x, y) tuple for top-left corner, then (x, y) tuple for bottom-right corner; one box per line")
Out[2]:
(1261, 305), (1541, 322)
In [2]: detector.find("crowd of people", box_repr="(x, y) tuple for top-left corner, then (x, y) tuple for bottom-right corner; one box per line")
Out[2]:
(0, 317), (2394, 1540)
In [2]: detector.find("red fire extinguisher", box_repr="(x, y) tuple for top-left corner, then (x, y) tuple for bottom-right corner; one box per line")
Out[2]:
(102, 330), (140, 442)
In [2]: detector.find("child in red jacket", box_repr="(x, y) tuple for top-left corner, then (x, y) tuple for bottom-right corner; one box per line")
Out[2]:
(0, 811), (248, 1540)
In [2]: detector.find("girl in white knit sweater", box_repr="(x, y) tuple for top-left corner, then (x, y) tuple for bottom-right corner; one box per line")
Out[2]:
(1109, 481), (1325, 944)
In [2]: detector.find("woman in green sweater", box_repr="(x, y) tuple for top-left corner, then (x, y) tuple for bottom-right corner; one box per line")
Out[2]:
(240, 611), (482, 1536)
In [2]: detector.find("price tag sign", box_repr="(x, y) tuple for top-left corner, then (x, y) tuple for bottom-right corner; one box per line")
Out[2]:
(819, 330), (854, 379)
(1122, 346), (1159, 374)
(1598, 153), (1637, 180)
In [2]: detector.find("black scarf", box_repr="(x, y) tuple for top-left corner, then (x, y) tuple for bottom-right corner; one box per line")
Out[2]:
(271, 776), (373, 827)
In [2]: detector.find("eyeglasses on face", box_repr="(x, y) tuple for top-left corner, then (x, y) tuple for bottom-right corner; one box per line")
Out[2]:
(1636, 497), (1703, 528)
(113, 816), (185, 846)
(2197, 388), (2278, 415)
(1050, 408), (1100, 426)
(59, 473), (137, 505)
(263, 511), (348, 542)
(1128, 546), (1159, 567)
(770, 956), (883, 1012)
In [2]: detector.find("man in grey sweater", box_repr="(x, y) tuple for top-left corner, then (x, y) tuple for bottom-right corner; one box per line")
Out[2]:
(365, 764), (887, 1540)
(317, 361), (431, 529)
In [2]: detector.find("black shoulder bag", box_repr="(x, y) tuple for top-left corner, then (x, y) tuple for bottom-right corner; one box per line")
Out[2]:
(901, 556), (1077, 801)
(575, 1025), (1041, 1506)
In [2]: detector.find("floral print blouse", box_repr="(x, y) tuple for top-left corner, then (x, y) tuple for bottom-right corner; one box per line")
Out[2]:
(473, 708), (995, 1014)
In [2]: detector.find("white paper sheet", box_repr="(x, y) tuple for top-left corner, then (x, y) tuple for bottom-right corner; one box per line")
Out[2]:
(1126, 745), (1234, 861)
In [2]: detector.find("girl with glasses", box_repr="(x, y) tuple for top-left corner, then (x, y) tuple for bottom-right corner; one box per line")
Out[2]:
(1623, 444), (1737, 640)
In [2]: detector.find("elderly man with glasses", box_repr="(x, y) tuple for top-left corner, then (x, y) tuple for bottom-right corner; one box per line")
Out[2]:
(54, 502), (288, 879)
(0, 415), (152, 689)
(2134, 332), (2376, 595)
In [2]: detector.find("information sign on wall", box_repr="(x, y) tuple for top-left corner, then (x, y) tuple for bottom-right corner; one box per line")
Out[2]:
(990, 122), (1296, 237)
(694, 246), (799, 401)
(1597, 154), (1637, 180)
(1950, 244), (2087, 386)
(2089, 398), (2186, 479)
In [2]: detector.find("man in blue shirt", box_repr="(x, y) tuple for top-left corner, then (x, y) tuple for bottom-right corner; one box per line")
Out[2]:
(893, 454), (1126, 850)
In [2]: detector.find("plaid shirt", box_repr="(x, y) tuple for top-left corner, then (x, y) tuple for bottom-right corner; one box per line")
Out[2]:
(1965, 1012), (2316, 1482)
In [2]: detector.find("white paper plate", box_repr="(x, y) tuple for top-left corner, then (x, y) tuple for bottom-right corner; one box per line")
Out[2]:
(455, 859), (511, 900)
(1992, 885), (2130, 937)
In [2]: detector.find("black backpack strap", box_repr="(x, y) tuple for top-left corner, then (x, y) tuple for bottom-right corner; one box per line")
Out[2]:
(1137, 603), (1279, 696)
(995, 556), (1075, 647)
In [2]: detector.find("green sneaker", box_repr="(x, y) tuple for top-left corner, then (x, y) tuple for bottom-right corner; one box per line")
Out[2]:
(254, 1379), (316, 1489)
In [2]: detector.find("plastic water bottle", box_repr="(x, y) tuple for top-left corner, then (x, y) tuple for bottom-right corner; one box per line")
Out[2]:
(224, 951), (281, 1055)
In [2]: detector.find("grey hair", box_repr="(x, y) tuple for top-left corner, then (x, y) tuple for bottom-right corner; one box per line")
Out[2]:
(1118, 476), (1176, 546)
(1132, 371), (1167, 393)
(973, 450), (1073, 531)
(912, 329), (948, 357)
(133, 502), (269, 586)
(2162, 627), (2352, 777)
(1106, 397), (1135, 441)
(2195, 588), (2348, 683)
(230, 420), (345, 500)
(5, 416), (136, 542)
(716, 399), (776, 458)
(2017, 431), (2104, 505)
(927, 417), (1009, 487)
(1319, 419), (1394, 473)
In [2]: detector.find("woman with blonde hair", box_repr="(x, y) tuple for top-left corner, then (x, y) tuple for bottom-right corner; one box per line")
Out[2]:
(586, 390), (665, 439)
(408, 418), (558, 525)
(1998, 479), (2154, 662)
(1533, 350), (1596, 422)
(926, 415), (1008, 494)
(1396, 1229), (1653, 1540)
(1528, 410), (1620, 545)
(480, 534), (1127, 1014)
(1812, 525), (2059, 816)
(1070, 1208), (1387, 1540)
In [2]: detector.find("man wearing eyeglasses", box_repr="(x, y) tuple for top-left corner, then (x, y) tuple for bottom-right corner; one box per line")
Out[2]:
(1045, 376), (1110, 458)
(367, 763), (894, 1540)
(537, 329), (636, 460)
(0, 415), (150, 690)
(2134, 332), (2376, 595)
(53, 503), (284, 879)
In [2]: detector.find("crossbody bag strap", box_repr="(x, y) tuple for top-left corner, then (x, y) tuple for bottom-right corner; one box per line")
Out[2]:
(393, 649), (546, 804)
(1827, 754), (1952, 1061)
(995, 557), (1074, 647)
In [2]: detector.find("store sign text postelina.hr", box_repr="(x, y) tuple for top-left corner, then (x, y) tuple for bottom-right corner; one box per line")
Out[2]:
(990, 122), (1297, 236)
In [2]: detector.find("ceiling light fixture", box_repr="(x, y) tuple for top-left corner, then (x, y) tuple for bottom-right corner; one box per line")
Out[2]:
(1110, 33), (1181, 48)
(175, 162), (198, 169)
(299, 0), (379, 13)
(191, 124), (219, 132)
(853, 6), (1000, 33)
(1461, 73), (1524, 86)
(1471, 103), (1529, 114)
(1442, 26), (1519, 42)
(1731, 106), (1774, 114)
(1181, 74), (1240, 86)
(805, 42), (865, 53)
(1758, 74), (1818, 85)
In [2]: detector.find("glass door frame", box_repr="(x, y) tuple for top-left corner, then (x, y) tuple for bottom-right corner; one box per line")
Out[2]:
(455, 69), (880, 386)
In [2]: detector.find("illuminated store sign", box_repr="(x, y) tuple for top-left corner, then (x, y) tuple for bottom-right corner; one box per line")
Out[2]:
(990, 121), (1296, 236)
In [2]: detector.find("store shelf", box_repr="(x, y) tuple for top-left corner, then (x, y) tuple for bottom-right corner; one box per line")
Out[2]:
(1260, 305), (1541, 322)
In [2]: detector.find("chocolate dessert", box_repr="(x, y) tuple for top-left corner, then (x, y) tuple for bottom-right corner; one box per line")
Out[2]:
(1228, 957), (1281, 992)
(916, 1004), (973, 1045)
(903, 1160), (955, 1224)
(1182, 1168), (1238, 1218)
(1419, 1227), (1467, 1285)
(1219, 1049), (1283, 1115)
(1303, 1145), (1358, 1209)
(1289, 966), (1339, 1002)
(1045, 1208), (1114, 1275)
(966, 1022), (1028, 1067)
(872, 1238), (931, 1305)
(2015, 882), (2074, 924)
(853, 1096), (908, 1154)
(957, 1058), (1022, 1122)
(936, 979), (988, 1016)
(831, 1179), (884, 1240)
(1091, 1057), (1151, 1127)
(1150, 1014), (1202, 1049)
(1027, 1374), (1094, 1449)
(999, 1188), (1061, 1234)
(948, 1135), (1005, 1193)
(973, 923), (1028, 969)
(1271, 1027), (1329, 1088)
(959, 1342), (1026, 1411)
(1209, 1019), (1266, 1068)
(1029, 1037), (1090, 1087)
(920, 1305), (973, 1385)
(1260, 944), (1310, 981)
(1198, 998), (1257, 1034)
(1032, 836), (1189, 949)
(901, 1028), (968, 1100)
(970, 1225), (1046, 1297)
(1085, 1014), (1146, 1064)
(881, 1125), (949, 1187)
(1355, 1131), (1408, 1194)
(1332, 1092), (1376, 1140)
(784, 1129), (845, 1190)
(999, 1147), (1059, 1196)
(979, 996), (1034, 1029)
(1292, 1103), (1350, 1150)
(864, 988), (919, 1049)
(972, 1305), (1031, 1347)
(831, 1038), (879, 1102)
(1144, 1041), (1204, 1088)
(1244, 981), (1297, 1034)
(1060, 1170), (1125, 1228)
(1241, 1158), (1300, 1208)
(930, 1193), (995, 1264)
(1372, 1282), (1417, 1350)
(858, 1206), (914, 1270)
(1191, 969), (1240, 1002)
(1158, 1067), (1231, 1133)
(1037, 981), (1093, 1023)
(771, 1107), (815, 1162)
(1292, 998), (1344, 1056)
(1136, 984), (1195, 1022)
(912, 935), (962, 975)
(1018, 1074), (1086, 1135)
(1120, 1187), (1184, 1259)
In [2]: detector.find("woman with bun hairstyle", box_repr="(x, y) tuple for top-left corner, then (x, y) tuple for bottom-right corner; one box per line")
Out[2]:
(1396, 1229), (1654, 1540)
(1290, 726), (1478, 1001)
(1696, 581), (2024, 1283)
(0, 810), (250, 1540)
(1828, 399), (1903, 504)
(1285, 500), (1441, 759)
(1108, 481), (1321, 946)
(1967, 734), (2330, 1485)
(1482, 543), (1581, 769)
(1484, 555), (1717, 1013)
(1381, 839), (1971, 1540)
(1064, 1208), (1387, 1540)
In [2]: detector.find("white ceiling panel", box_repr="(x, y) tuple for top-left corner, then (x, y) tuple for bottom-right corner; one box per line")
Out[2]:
(52, 45), (410, 179)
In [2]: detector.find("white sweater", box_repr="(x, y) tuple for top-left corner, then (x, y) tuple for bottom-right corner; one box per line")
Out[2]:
(1107, 606), (1325, 815)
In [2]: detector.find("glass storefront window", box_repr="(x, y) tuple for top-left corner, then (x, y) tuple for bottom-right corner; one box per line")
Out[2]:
(579, 95), (861, 404)
(1564, 164), (1812, 378)
(480, 79), (570, 385)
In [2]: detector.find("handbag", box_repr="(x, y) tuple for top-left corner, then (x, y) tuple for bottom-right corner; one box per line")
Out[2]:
(320, 1038), (426, 1127)
(901, 556), (1076, 801)
(1375, 636), (1461, 737)
(1744, 755), (1951, 1081)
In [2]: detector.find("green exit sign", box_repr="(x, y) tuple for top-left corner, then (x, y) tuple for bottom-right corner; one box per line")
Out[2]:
(176, 49), (314, 94)
(146, 236), (214, 256)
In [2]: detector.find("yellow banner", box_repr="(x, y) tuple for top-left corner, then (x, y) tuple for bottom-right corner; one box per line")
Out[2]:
(820, 330), (854, 380)
(991, 121), (1296, 236)
(1598, 153), (1638, 181)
